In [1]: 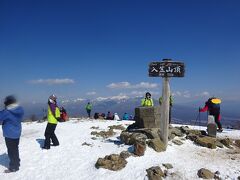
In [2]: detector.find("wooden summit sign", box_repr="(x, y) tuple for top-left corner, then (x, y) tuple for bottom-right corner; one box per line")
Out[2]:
(148, 59), (185, 147)
(149, 61), (185, 77)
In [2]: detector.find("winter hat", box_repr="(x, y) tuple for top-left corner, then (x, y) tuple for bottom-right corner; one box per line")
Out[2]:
(4, 95), (17, 107)
(146, 92), (151, 97)
(49, 94), (57, 104)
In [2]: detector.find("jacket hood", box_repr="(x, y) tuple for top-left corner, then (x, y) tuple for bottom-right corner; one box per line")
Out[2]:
(6, 104), (24, 117)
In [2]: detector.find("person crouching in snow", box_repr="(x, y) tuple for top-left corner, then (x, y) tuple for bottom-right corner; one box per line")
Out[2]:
(199, 97), (223, 132)
(0, 95), (24, 173)
(43, 94), (61, 149)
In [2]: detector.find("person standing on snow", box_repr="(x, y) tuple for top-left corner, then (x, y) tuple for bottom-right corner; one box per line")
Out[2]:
(85, 102), (92, 118)
(141, 92), (154, 107)
(199, 97), (223, 132)
(43, 94), (61, 149)
(0, 95), (24, 173)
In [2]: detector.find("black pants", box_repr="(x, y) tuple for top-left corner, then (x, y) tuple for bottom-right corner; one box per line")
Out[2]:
(211, 113), (222, 129)
(5, 137), (20, 171)
(44, 123), (59, 149)
(87, 110), (91, 118)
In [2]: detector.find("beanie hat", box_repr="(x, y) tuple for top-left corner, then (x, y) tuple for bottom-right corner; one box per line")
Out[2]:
(4, 95), (17, 106)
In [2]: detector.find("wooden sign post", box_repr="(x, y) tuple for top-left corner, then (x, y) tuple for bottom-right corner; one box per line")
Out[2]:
(149, 59), (185, 146)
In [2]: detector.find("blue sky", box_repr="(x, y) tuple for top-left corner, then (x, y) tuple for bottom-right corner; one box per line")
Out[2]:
(0, 0), (240, 103)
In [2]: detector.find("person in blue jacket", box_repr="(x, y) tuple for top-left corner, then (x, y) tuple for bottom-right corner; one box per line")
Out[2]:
(0, 95), (24, 173)
(122, 113), (129, 120)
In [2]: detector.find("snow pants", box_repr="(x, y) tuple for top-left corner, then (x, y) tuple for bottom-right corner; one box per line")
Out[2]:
(5, 137), (20, 171)
(44, 123), (59, 149)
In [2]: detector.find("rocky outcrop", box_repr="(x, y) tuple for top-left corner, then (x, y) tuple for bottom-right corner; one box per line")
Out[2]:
(91, 129), (116, 138)
(219, 138), (232, 148)
(162, 163), (173, 169)
(235, 139), (240, 148)
(172, 139), (184, 146)
(95, 154), (127, 171)
(120, 151), (132, 159)
(197, 168), (215, 179)
(134, 140), (146, 156)
(147, 138), (166, 152)
(108, 125), (126, 131)
(120, 131), (147, 145)
(146, 166), (165, 180)
(195, 136), (217, 149)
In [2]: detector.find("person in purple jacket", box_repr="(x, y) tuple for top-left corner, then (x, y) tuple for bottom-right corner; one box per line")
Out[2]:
(0, 95), (24, 173)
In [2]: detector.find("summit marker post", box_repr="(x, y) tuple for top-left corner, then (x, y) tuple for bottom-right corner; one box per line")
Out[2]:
(149, 59), (185, 146)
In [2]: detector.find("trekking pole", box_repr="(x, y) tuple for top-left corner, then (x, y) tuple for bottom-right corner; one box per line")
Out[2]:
(194, 111), (200, 127)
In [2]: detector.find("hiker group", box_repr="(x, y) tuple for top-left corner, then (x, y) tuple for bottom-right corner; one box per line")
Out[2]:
(0, 92), (224, 173)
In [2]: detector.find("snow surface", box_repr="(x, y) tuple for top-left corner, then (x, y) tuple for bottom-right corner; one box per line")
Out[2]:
(0, 119), (240, 180)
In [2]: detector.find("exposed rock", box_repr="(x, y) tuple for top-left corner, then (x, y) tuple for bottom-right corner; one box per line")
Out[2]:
(120, 151), (132, 159)
(91, 137), (97, 140)
(131, 133), (147, 144)
(134, 140), (146, 156)
(90, 126), (99, 130)
(91, 129), (116, 138)
(179, 126), (190, 133)
(238, 176), (240, 180)
(185, 129), (202, 136)
(108, 125), (126, 131)
(162, 163), (173, 169)
(220, 138), (232, 148)
(131, 128), (161, 139)
(120, 131), (132, 145)
(186, 134), (198, 142)
(146, 166), (165, 180)
(197, 168), (215, 179)
(120, 131), (147, 145)
(95, 154), (127, 171)
(195, 136), (217, 149)
(169, 127), (184, 137)
(82, 142), (92, 146)
(215, 141), (224, 148)
(172, 139), (184, 146)
(147, 138), (166, 152)
(235, 139), (240, 148)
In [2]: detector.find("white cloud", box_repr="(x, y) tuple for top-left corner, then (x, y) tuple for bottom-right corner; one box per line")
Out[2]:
(96, 94), (129, 101)
(172, 90), (191, 98)
(107, 82), (131, 89)
(107, 82), (158, 89)
(29, 78), (75, 85)
(73, 98), (86, 102)
(197, 91), (210, 97)
(86, 91), (97, 96)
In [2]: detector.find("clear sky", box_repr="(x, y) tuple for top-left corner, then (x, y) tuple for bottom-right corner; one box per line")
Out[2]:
(0, 0), (240, 103)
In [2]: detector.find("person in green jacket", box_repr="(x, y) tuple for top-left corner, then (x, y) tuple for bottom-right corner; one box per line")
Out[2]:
(141, 92), (154, 107)
(43, 94), (61, 150)
(159, 95), (173, 123)
(85, 102), (92, 118)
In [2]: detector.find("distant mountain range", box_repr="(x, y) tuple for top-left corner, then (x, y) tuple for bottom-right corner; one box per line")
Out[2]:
(21, 97), (240, 129)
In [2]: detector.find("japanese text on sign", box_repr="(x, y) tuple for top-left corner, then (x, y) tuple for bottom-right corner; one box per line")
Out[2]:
(149, 61), (185, 77)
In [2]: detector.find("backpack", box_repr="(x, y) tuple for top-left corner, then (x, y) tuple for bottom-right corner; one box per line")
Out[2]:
(207, 98), (221, 114)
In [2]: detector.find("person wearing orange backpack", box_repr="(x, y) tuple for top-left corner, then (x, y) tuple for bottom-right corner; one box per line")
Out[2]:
(199, 97), (223, 132)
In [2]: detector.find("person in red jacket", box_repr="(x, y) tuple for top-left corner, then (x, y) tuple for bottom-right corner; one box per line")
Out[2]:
(199, 97), (223, 132)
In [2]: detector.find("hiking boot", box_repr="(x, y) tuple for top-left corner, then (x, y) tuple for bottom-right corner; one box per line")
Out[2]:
(4, 168), (19, 173)
(42, 146), (50, 150)
(217, 128), (223, 132)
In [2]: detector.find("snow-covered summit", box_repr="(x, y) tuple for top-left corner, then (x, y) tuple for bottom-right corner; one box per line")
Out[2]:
(0, 119), (239, 180)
